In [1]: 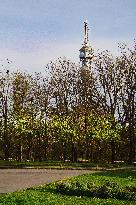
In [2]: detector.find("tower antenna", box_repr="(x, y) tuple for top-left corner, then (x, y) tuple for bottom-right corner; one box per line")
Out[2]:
(84, 19), (89, 45)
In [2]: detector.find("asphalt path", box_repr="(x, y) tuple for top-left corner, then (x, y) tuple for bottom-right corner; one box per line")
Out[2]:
(0, 169), (96, 193)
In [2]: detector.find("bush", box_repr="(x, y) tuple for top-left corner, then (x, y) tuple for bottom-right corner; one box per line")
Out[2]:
(55, 180), (136, 201)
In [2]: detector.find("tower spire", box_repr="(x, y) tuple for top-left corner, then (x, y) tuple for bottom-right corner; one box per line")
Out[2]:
(79, 20), (93, 67)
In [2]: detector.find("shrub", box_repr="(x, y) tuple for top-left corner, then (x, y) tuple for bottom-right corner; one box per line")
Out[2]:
(55, 180), (136, 201)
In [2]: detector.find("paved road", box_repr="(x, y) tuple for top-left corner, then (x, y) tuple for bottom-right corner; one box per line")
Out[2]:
(0, 169), (96, 193)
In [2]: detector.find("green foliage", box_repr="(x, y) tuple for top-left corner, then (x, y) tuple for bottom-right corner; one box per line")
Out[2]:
(49, 114), (121, 142)
(87, 115), (121, 141)
(55, 179), (136, 200)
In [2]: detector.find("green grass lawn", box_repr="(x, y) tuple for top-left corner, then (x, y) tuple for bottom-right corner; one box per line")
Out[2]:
(0, 169), (136, 205)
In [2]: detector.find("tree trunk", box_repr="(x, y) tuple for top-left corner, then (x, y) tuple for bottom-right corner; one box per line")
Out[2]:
(71, 143), (77, 162)
(111, 140), (115, 163)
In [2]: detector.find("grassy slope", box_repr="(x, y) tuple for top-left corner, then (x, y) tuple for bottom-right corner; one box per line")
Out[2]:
(0, 169), (136, 205)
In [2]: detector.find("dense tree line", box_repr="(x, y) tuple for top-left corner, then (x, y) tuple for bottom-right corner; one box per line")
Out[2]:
(0, 44), (135, 164)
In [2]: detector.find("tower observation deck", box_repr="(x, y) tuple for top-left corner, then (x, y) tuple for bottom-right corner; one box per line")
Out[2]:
(79, 20), (93, 67)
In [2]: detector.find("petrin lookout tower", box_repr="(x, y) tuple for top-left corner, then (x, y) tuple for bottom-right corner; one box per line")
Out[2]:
(79, 20), (93, 67)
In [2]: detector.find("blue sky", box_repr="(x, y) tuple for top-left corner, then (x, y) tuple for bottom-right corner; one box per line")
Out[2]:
(0, 0), (136, 72)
